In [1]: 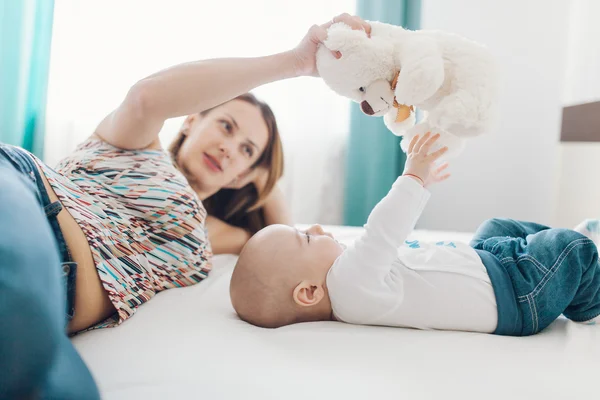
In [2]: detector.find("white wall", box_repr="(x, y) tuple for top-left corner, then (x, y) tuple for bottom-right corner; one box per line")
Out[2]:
(557, 143), (600, 227)
(556, 0), (600, 227)
(563, 0), (600, 106)
(417, 0), (570, 232)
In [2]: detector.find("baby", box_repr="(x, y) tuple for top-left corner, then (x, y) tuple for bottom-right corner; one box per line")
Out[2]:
(230, 133), (600, 336)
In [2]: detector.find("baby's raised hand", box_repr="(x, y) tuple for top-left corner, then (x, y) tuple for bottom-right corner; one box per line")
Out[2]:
(402, 132), (449, 187)
(424, 162), (451, 187)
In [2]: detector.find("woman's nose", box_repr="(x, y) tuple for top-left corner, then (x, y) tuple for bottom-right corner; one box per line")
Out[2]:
(218, 141), (232, 158)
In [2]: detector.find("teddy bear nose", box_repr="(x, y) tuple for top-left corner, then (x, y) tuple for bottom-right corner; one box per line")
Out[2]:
(360, 101), (375, 115)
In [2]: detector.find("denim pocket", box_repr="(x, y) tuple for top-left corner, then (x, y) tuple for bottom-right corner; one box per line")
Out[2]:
(62, 261), (78, 320)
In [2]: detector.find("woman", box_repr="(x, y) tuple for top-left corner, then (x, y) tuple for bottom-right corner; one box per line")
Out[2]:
(167, 92), (289, 255)
(0, 13), (371, 400)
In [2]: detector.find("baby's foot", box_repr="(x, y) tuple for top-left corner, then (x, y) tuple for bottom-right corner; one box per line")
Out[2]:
(573, 219), (600, 247)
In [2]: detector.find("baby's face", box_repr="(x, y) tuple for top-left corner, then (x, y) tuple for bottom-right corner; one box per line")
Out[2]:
(232, 224), (344, 327)
(255, 224), (345, 276)
(297, 224), (345, 270)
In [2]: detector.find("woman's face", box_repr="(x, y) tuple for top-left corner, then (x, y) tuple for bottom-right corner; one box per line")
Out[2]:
(177, 100), (270, 198)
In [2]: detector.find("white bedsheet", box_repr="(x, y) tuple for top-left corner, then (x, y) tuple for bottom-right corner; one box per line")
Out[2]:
(73, 226), (599, 400)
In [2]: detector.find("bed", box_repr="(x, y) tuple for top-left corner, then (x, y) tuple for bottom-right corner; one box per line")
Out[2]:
(72, 226), (599, 399)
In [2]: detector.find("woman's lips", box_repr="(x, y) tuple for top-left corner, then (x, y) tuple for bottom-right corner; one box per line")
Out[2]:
(203, 153), (222, 172)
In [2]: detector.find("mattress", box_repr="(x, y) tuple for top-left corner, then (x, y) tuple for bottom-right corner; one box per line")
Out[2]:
(72, 226), (599, 399)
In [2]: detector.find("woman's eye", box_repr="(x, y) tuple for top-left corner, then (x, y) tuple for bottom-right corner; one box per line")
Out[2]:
(220, 120), (233, 133)
(359, 87), (366, 93)
(243, 145), (253, 157)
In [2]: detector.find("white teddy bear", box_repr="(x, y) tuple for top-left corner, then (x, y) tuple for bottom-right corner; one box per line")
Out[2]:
(316, 21), (498, 158)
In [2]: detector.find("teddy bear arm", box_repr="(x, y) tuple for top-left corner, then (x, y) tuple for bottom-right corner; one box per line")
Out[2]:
(393, 39), (445, 105)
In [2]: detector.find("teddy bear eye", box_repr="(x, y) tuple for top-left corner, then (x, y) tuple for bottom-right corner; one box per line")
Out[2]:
(359, 87), (366, 93)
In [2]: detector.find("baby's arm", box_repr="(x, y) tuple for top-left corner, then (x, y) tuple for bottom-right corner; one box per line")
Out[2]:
(335, 175), (429, 272)
(336, 133), (448, 271)
(327, 134), (449, 323)
(327, 175), (429, 324)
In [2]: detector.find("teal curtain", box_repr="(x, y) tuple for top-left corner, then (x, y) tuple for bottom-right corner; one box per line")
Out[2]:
(343, 0), (421, 226)
(0, 0), (55, 157)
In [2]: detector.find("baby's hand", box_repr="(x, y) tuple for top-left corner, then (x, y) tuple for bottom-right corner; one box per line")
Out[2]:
(424, 162), (451, 188)
(402, 132), (449, 186)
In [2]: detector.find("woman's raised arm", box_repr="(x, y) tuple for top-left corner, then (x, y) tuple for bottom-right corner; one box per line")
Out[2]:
(93, 13), (370, 150)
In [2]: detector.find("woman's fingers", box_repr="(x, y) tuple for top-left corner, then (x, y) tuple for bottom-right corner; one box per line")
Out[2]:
(319, 14), (370, 57)
(352, 15), (371, 37)
(325, 13), (371, 37)
(325, 13), (351, 29)
(310, 24), (328, 43)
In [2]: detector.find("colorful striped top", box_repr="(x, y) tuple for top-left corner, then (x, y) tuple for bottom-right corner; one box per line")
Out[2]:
(37, 138), (212, 328)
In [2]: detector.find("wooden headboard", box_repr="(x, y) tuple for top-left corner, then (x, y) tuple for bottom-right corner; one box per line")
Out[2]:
(560, 100), (600, 142)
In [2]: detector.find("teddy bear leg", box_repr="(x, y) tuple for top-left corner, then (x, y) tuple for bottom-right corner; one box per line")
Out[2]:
(383, 109), (416, 137)
(401, 121), (466, 159)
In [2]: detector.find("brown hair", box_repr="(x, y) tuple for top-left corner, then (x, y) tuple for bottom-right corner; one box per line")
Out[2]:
(169, 93), (284, 234)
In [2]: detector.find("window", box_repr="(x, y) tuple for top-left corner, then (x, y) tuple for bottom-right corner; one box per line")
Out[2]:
(46, 0), (356, 224)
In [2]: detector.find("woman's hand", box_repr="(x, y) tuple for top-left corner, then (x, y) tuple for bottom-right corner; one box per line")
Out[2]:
(206, 216), (251, 255)
(292, 13), (371, 77)
(403, 132), (450, 187)
(225, 166), (269, 192)
(226, 168), (292, 225)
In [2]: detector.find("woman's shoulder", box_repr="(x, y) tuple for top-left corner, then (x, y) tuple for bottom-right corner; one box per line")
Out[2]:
(56, 134), (198, 203)
(56, 134), (171, 171)
(56, 134), (207, 221)
(75, 134), (167, 155)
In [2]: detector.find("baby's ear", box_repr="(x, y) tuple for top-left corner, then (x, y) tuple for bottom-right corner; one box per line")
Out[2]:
(323, 22), (369, 58)
(293, 281), (325, 307)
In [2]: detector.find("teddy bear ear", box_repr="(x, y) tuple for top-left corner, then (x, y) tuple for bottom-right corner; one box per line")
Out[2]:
(323, 23), (369, 58)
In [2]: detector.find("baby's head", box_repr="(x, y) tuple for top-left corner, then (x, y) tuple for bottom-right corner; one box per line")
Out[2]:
(230, 224), (344, 328)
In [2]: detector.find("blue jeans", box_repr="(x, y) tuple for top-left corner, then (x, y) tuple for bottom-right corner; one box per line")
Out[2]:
(471, 218), (600, 336)
(0, 145), (99, 399)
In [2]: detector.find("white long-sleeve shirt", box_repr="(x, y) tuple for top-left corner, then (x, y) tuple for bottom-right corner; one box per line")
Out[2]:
(327, 176), (498, 333)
